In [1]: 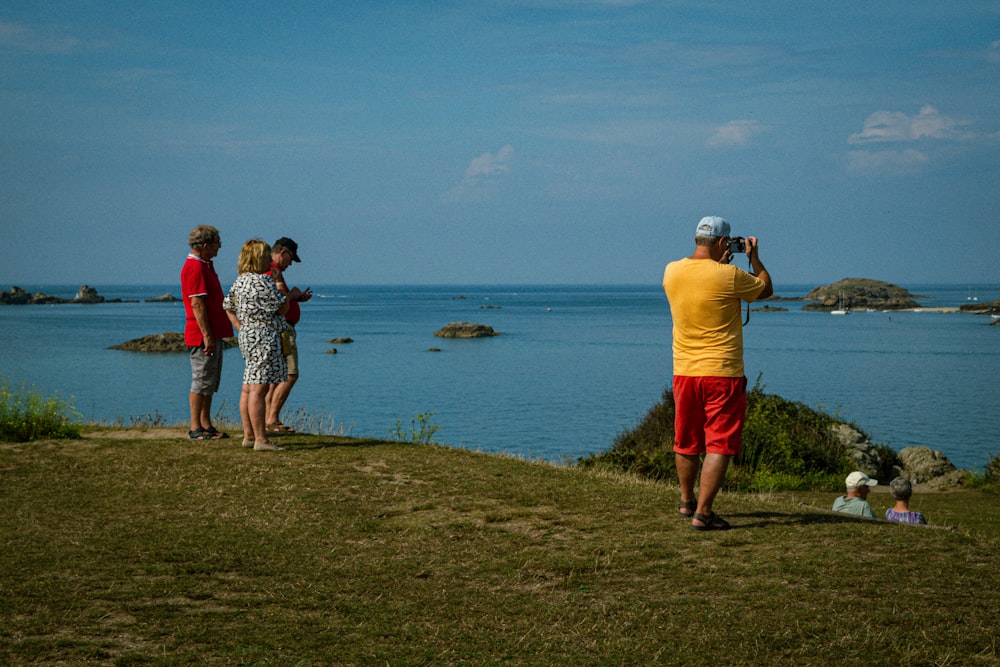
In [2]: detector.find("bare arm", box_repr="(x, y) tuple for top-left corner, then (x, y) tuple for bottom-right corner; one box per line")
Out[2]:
(190, 295), (217, 354)
(746, 237), (773, 300)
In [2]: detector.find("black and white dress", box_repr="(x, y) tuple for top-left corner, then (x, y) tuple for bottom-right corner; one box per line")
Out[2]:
(224, 273), (288, 385)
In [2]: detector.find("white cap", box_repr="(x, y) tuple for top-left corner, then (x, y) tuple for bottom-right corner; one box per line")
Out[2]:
(845, 471), (878, 488)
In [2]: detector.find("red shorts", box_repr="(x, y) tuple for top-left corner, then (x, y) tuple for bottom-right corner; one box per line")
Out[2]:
(672, 375), (747, 457)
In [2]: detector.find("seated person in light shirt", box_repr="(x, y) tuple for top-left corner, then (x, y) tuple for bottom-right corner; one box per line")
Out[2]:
(885, 477), (927, 525)
(832, 471), (878, 518)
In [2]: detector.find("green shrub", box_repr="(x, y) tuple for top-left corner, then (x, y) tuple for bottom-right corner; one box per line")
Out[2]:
(966, 453), (1000, 491)
(0, 377), (82, 441)
(987, 454), (1000, 483)
(580, 377), (859, 491)
(388, 411), (441, 445)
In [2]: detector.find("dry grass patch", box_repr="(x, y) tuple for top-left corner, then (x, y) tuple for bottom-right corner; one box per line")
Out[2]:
(0, 432), (997, 665)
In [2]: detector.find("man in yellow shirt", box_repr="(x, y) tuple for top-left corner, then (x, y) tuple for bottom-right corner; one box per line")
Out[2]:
(663, 216), (772, 530)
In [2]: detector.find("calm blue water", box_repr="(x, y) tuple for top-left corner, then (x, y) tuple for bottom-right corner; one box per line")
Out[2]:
(1, 283), (998, 471)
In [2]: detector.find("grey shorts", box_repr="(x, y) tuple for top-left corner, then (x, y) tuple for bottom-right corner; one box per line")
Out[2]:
(189, 343), (224, 394)
(284, 324), (299, 376)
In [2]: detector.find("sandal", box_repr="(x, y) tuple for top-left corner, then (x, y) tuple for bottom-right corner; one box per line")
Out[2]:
(678, 500), (698, 518)
(266, 422), (295, 433)
(691, 512), (731, 531)
(188, 429), (209, 440)
(203, 426), (228, 439)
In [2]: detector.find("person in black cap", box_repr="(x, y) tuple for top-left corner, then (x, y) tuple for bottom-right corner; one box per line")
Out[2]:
(265, 237), (312, 433)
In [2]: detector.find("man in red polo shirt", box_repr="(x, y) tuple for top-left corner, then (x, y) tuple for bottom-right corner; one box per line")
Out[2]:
(181, 225), (234, 440)
(265, 237), (312, 433)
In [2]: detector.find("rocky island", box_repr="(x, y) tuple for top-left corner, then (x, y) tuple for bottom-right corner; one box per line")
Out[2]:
(0, 285), (127, 305)
(801, 278), (921, 311)
(434, 322), (499, 338)
(110, 332), (238, 352)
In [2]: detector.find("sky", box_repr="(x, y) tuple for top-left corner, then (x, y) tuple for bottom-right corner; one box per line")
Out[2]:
(2, 1), (999, 288)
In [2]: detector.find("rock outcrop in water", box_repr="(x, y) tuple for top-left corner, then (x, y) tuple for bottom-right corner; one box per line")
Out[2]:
(110, 332), (238, 352)
(434, 322), (499, 338)
(145, 293), (181, 303)
(1, 285), (125, 304)
(802, 278), (921, 311)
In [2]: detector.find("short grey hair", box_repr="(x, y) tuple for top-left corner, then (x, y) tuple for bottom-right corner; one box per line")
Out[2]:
(889, 477), (913, 500)
(188, 225), (220, 249)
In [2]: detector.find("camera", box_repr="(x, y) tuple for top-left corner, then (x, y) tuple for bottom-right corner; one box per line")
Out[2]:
(728, 236), (747, 254)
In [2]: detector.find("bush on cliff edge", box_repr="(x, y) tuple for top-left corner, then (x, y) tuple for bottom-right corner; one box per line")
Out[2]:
(580, 376), (862, 491)
(0, 377), (82, 442)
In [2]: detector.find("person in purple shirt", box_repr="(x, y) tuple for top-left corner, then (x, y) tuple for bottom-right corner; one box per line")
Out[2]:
(885, 477), (927, 525)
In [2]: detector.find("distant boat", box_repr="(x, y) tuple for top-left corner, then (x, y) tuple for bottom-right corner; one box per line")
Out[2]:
(831, 292), (850, 315)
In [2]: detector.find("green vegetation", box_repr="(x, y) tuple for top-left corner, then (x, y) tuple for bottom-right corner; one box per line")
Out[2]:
(0, 430), (997, 665)
(0, 376), (82, 442)
(389, 410), (442, 444)
(582, 377), (902, 491)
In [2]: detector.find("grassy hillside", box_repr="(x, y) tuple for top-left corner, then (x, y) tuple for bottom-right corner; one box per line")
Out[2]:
(1, 430), (997, 665)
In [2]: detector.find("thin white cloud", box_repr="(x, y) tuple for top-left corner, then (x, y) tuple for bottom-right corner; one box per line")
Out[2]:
(0, 21), (96, 53)
(988, 39), (1000, 63)
(464, 144), (514, 179)
(706, 120), (764, 148)
(848, 105), (970, 144)
(445, 145), (514, 201)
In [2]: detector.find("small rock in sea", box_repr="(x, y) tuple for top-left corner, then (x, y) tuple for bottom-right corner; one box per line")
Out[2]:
(328, 337), (354, 344)
(324, 348), (337, 355)
(110, 332), (187, 352)
(433, 322), (499, 338)
(145, 293), (181, 303)
(427, 347), (442, 352)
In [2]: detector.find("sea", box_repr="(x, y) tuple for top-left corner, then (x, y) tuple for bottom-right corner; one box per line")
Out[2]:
(1, 283), (998, 472)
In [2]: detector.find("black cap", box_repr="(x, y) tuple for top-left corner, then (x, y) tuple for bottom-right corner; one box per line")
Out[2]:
(273, 237), (301, 262)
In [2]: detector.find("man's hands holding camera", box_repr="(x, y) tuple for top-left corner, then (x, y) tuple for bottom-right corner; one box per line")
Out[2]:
(721, 236), (759, 264)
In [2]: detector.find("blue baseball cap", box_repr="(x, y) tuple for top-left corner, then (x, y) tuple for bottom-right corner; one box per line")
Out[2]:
(695, 216), (730, 238)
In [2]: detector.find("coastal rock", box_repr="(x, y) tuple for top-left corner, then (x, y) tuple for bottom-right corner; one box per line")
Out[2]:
(1, 286), (68, 305)
(829, 423), (883, 477)
(145, 293), (181, 303)
(328, 337), (354, 344)
(110, 332), (238, 352)
(802, 278), (921, 311)
(74, 285), (105, 303)
(896, 446), (965, 489)
(829, 426), (969, 489)
(959, 298), (1000, 316)
(434, 322), (499, 338)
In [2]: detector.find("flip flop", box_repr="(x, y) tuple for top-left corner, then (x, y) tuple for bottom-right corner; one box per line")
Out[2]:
(266, 423), (295, 433)
(691, 512), (731, 531)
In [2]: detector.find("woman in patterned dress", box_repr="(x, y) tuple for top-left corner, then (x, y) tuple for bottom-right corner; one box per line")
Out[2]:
(224, 239), (289, 450)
